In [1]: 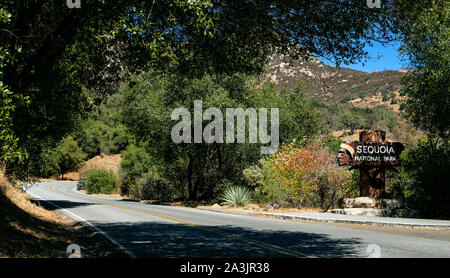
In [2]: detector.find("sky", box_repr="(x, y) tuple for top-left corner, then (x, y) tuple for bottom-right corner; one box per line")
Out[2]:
(318, 40), (407, 72)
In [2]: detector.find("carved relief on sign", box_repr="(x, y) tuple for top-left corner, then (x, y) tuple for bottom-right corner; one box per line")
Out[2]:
(337, 141), (404, 167)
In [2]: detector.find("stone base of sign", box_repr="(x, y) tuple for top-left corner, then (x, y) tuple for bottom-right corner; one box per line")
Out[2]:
(329, 197), (419, 218)
(338, 197), (404, 209)
(328, 208), (420, 218)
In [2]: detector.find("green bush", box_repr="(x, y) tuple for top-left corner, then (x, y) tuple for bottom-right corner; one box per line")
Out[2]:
(340, 96), (353, 103)
(40, 136), (87, 179)
(74, 120), (133, 158)
(390, 138), (450, 219)
(85, 169), (120, 194)
(242, 165), (264, 188)
(119, 144), (154, 195)
(358, 91), (369, 99)
(131, 171), (177, 201)
(220, 185), (254, 207)
(120, 72), (319, 201)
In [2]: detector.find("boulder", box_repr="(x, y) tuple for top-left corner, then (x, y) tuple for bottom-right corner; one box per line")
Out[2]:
(329, 208), (419, 217)
(339, 197), (404, 209)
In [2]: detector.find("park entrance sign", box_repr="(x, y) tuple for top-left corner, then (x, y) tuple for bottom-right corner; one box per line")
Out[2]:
(345, 142), (404, 167)
(337, 130), (404, 198)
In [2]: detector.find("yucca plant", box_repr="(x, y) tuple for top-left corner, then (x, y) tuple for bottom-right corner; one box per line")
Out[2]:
(220, 186), (254, 207)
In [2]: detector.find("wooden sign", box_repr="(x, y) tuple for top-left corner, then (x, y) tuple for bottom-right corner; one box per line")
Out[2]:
(338, 142), (404, 167)
(337, 130), (405, 198)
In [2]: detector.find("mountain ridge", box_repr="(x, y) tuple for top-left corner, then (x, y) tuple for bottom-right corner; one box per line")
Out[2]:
(265, 54), (405, 103)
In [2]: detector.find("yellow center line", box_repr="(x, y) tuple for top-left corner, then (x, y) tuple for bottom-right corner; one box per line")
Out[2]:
(49, 184), (315, 258)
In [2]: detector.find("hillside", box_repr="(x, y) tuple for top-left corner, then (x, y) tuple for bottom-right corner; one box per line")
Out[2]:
(64, 154), (121, 181)
(265, 54), (405, 105)
(0, 170), (127, 257)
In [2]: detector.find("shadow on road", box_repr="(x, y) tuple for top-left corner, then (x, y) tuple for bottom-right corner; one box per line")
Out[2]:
(30, 199), (95, 211)
(90, 221), (365, 258)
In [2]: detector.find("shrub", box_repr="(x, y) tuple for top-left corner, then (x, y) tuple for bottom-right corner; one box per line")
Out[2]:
(130, 171), (177, 201)
(211, 179), (235, 204)
(119, 144), (154, 195)
(220, 185), (254, 207)
(85, 169), (119, 194)
(259, 140), (356, 209)
(340, 96), (353, 103)
(40, 136), (87, 179)
(358, 91), (369, 99)
(391, 138), (450, 219)
(242, 165), (264, 188)
(382, 91), (390, 102)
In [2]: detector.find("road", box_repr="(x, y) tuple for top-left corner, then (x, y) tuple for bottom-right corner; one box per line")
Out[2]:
(26, 181), (450, 258)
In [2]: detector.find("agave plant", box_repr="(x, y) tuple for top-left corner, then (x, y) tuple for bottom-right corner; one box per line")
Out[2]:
(220, 186), (254, 207)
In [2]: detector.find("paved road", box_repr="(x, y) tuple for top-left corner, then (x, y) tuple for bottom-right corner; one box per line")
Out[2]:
(26, 181), (450, 258)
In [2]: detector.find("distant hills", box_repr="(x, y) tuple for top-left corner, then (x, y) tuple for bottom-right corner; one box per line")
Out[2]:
(265, 54), (405, 105)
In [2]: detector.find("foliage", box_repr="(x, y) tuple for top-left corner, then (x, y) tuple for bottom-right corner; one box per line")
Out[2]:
(119, 144), (155, 195)
(40, 136), (86, 179)
(131, 171), (177, 202)
(243, 166), (264, 188)
(220, 185), (253, 207)
(255, 140), (356, 209)
(310, 98), (400, 133)
(322, 135), (342, 153)
(389, 138), (450, 219)
(120, 72), (318, 200)
(0, 0), (412, 181)
(0, 7), (29, 163)
(74, 119), (133, 158)
(84, 169), (120, 195)
(398, 1), (449, 140)
(386, 1), (450, 219)
(39, 148), (60, 178)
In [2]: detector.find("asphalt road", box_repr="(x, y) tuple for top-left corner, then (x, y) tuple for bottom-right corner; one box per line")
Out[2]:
(26, 181), (450, 258)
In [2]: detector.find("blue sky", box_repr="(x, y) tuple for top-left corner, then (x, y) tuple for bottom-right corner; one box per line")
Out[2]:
(318, 41), (407, 72)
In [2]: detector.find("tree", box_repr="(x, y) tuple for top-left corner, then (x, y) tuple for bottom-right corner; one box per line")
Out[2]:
(392, 1), (450, 218)
(0, 7), (29, 163)
(1, 1), (406, 179)
(398, 1), (449, 139)
(120, 72), (319, 200)
(54, 136), (86, 180)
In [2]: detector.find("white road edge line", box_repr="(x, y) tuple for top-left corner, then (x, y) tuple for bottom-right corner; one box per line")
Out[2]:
(26, 188), (137, 258)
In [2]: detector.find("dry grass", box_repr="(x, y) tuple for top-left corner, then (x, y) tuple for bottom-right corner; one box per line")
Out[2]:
(332, 129), (397, 142)
(0, 169), (76, 257)
(0, 169), (126, 258)
(348, 90), (406, 113)
(62, 154), (121, 180)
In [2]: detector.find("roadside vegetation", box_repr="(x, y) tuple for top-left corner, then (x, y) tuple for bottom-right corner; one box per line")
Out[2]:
(0, 2), (448, 260)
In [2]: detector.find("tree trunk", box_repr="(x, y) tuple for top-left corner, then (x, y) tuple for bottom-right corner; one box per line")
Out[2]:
(359, 130), (386, 198)
(187, 156), (195, 200)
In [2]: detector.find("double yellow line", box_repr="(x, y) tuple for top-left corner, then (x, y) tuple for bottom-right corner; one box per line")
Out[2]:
(49, 183), (314, 258)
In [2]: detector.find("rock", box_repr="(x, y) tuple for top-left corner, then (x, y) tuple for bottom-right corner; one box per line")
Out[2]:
(329, 208), (419, 217)
(339, 197), (405, 209)
(211, 203), (222, 209)
(339, 197), (377, 208)
(271, 202), (280, 209)
(264, 204), (274, 211)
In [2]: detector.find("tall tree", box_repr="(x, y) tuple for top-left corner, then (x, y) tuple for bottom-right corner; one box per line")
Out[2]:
(392, 0), (449, 218)
(1, 0), (403, 178)
(396, 0), (449, 139)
